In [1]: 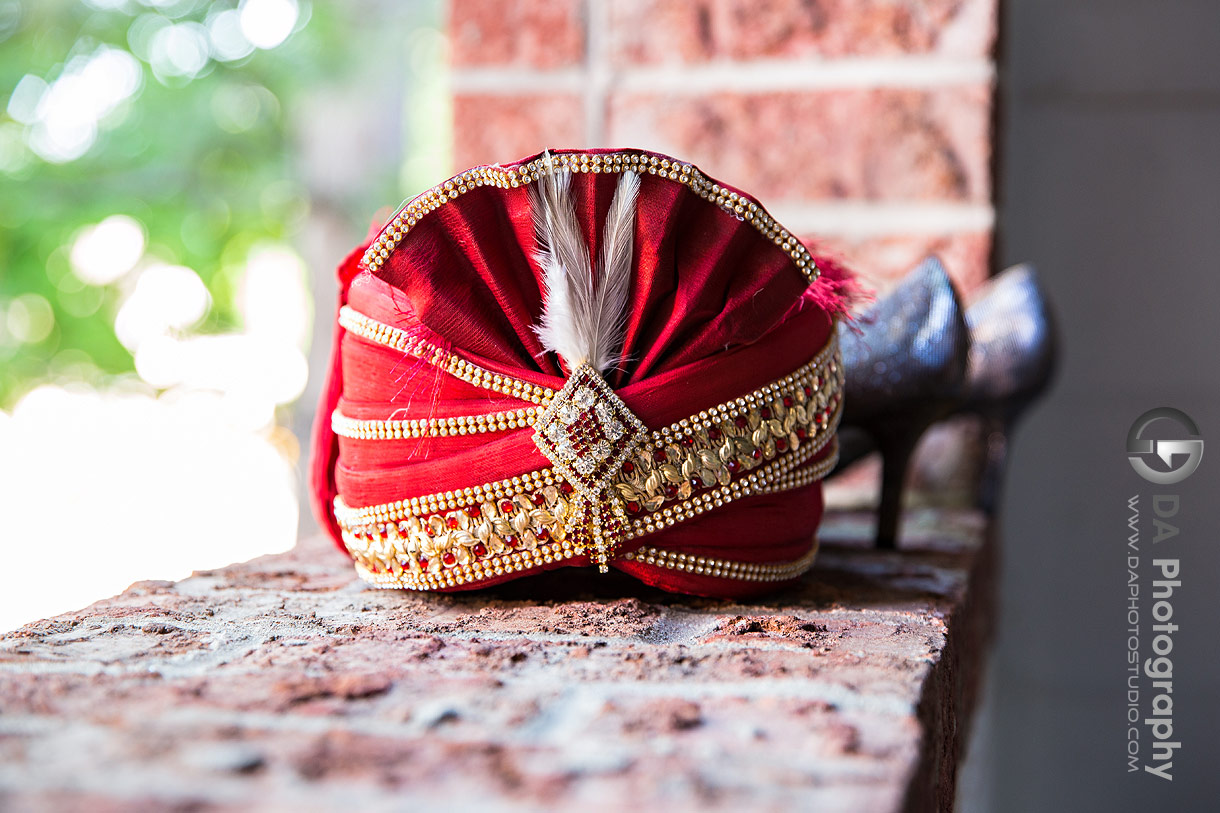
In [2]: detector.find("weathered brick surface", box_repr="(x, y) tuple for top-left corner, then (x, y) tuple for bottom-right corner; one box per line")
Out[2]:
(450, 0), (586, 68)
(609, 0), (997, 63)
(448, 1), (1000, 292)
(453, 93), (585, 172)
(0, 509), (992, 811)
(811, 231), (993, 292)
(606, 87), (993, 203)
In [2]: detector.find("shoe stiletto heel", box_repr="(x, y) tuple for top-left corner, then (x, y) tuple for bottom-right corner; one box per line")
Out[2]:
(836, 257), (970, 548)
(872, 420), (925, 549)
(958, 263), (1058, 515)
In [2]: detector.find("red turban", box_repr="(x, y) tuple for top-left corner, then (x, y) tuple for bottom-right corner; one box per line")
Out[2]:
(310, 149), (854, 598)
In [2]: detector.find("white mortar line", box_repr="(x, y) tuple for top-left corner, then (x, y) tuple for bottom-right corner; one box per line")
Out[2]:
(620, 56), (996, 92)
(452, 56), (995, 94)
(451, 67), (586, 93)
(583, 0), (610, 145)
(765, 201), (995, 237)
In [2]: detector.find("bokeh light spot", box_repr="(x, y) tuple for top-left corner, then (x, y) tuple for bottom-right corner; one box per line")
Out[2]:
(24, 46), (143, 163)
(114, 263), (211, 351)
(239, 0), (299, 50)
(150, 21), (211, 81)
(70, 215), (147, 286)
(207, 8), (255, 62)
(7, 293), (55, 344)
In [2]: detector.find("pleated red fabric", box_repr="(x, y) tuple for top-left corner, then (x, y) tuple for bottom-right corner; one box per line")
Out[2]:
(310, 148), (855, 598)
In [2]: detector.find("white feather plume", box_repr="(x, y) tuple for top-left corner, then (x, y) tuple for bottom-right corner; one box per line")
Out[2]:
(532, 152), (639, 375)
(591, 169), (640, 373)
(531, 155), (592, 370)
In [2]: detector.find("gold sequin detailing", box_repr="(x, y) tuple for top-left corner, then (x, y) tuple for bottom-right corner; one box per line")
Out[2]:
(360, 150), (822, 285)
(338, 306), (555, 406)
(625, 431), (840, 539)
(344, 438), (837, 591)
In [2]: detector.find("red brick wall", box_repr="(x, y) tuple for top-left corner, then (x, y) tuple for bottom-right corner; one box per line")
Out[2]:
(449, 0), (997, 290)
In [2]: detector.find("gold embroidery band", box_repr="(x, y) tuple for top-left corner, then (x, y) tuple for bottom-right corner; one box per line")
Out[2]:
(347, 441), (837, 591)
(335, 415), (839, 543)
(360, 150), (822, 286)
(338, 399), (842, 590)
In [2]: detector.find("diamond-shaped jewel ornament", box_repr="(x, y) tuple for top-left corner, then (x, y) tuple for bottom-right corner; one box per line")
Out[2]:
(533, 364), (648, 499)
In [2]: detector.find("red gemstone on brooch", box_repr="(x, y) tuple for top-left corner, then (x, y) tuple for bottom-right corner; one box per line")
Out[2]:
(504, 535), (519, 549)
(446, 516), (460, 530)
(465, 505), (482, 518)
(418, 557), (428, 570)
(751, 449), (763, 460)
(626, 500), (641, 514)
(760, 407), (772, 419)
(663, 484), (678, 499)
(734, 416), (749, 429)
(804, 385), (813, 397)
(472, 543), (488, 558)
(536, 528), (551, 541)
(500, 500), (515, 514)
(783, 396), (794, 407)
(681, 436), (695, 447)
(622, 461), (635, 474)
(796, 427), (808, 440)
(726, 459), (741, 473)
(708, 428), (722, 442)
(559, 482), (574, 495)
(653, 448), (668, 463)
(689, 477), (703, 489)
(442, 552), (456, 566)
(531, 493), (546, 507)
(776, 438), (788, 451)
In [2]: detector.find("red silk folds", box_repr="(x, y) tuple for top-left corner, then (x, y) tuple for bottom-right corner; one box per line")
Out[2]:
(310, 149), (851, 598)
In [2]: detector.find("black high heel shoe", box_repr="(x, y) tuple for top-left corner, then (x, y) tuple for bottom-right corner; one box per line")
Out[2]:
(835, 256), (970, 549)
(958, 263), (1057, 514)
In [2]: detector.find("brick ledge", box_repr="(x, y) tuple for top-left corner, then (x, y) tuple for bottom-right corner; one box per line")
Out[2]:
(0, 508), (992, 812)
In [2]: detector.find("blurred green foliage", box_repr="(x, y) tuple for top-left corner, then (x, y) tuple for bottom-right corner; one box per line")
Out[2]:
(0, 0), (396, 408)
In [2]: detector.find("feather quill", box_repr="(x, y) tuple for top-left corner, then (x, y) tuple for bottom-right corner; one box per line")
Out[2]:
(590, 169), (639, 373)
(531, 152), (639, 375)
